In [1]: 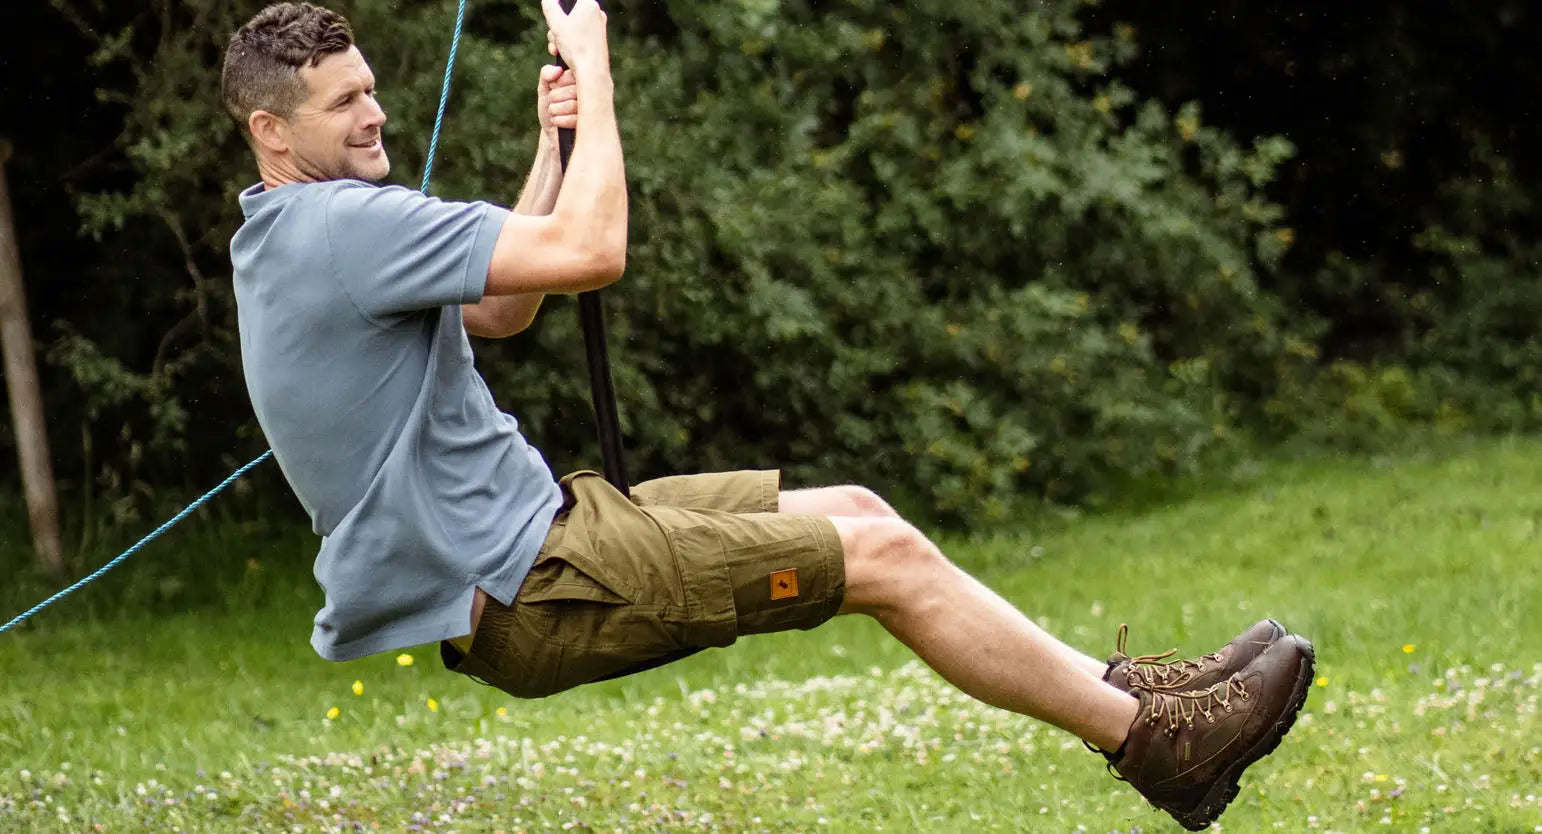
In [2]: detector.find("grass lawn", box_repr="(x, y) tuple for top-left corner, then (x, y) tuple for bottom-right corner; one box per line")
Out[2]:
(2, 436), (1540, 832)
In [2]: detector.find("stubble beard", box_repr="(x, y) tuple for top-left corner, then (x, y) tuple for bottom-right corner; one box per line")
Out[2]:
(300, 143), (390, 184)
(329, 154), (390, 184)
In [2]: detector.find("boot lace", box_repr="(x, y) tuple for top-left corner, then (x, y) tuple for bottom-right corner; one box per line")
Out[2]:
(1112, 624), (1224, 688)
(1100, 676), (1253, 783)
(1144, 676), (1251, 735)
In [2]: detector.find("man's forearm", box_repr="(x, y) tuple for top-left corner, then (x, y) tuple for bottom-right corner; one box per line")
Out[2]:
(466, 134), (561, 338)
(463, 290), (544, 338)
(550, 70), (626, 271)
(513, 133), (563, 217)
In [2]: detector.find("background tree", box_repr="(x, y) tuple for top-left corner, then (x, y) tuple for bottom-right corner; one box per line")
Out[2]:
(0, 138), (64, 579)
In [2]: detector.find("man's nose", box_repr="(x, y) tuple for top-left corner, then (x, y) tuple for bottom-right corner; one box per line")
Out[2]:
(363, 95), (387, 126)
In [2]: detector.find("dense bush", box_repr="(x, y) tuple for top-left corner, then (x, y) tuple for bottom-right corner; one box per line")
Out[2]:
(43, 0), (1303, 526)
(1093, 2), (1542, 439)
(1261, 145), (1542, 448)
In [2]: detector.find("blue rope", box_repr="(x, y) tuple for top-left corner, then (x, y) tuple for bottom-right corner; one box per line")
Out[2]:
(0, 451), (274, 634)
(421, 0), (469, 194)
(2, 1), (471, 636)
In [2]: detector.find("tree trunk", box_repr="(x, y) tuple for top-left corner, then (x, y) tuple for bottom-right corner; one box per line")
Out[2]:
(0, 138), (65, 581)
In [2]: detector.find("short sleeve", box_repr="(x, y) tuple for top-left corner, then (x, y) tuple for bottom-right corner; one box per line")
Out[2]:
(324, 183), (510, 322)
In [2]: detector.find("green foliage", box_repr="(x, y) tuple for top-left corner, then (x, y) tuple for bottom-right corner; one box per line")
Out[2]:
(1094, 2), (1542, 356)
(1264, 361), (1468, 453)
(1264, 144), (1542, 446)
(1405, 147), (1542, 427)
(51, 0), (1304, 525)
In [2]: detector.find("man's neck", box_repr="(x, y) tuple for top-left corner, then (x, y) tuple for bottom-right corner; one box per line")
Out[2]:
(256, 156), (310, 190)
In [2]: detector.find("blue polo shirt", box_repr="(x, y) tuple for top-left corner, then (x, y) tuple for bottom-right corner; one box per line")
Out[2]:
(231, 179), (562, 661)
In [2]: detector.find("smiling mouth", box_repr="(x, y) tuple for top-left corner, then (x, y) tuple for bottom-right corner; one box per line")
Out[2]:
(349, 137), (382, 151)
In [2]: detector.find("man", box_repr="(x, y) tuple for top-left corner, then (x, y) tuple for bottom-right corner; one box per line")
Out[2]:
(224, 2), (1314, 829)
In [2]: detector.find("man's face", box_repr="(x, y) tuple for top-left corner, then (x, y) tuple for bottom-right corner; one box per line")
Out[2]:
(283, 46), (389, 183)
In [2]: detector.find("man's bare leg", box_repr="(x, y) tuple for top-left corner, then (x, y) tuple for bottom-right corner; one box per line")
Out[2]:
(780, 486), (1135, 749)
(780, 486), (1113, 682)
(779, 485), (903, 519)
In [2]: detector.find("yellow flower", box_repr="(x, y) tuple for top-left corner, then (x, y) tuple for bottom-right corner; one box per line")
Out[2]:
(1315, 676), (1329, 688)
(352, 680), (364, 696)
(426, 698), (439, 713)
(326, 706), (340, 720)
(1402, 644), (1416, 654)
(496, 707), (508, 717)
(1374, 773), (1389, 782)
(396, 653), (414, 667)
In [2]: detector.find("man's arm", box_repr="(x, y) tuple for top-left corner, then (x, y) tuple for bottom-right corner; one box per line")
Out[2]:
(463, 133), (562, 338)
(513, 132), (563, 216)
(482, 0), (627, 297)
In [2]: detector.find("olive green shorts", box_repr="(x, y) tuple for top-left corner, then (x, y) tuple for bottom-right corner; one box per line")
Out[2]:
(441, 470), (846, 698)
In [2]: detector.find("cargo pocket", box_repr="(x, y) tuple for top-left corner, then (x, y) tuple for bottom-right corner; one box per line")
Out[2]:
(517, 545), (634, 606)
(514, 545), (671, 654)
(663, 523), (738, 649)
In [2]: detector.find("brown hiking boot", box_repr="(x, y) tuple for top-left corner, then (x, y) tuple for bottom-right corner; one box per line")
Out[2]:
(1104, 633), (1315, 831)
(1103, 619), (1287, 694)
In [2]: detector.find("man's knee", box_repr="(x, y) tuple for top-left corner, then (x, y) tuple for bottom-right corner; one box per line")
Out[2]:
(779, 484), (899, 518)
(837, 485), (900, 518)
(834, 516), (947, 614)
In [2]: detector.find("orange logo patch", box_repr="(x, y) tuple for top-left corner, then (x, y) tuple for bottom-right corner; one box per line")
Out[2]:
(769, 568), (800, 601)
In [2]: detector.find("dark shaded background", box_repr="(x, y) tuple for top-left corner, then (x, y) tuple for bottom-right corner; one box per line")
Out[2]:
(1091, 1), (1540, 355)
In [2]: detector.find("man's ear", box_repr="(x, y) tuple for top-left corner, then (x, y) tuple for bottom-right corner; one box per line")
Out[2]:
(248, 110), (289, 154)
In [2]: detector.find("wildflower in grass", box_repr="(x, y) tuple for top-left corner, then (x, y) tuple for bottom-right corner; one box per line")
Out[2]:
(1403, 643), (1416, 654)
(427, 698), (439, 712)
(1316, 676), (1329, 687)
(326, 706), (340, 720)
(352, 680), (364, 696)
(397, 653), (414, 667)
(496, 707), (508, 717)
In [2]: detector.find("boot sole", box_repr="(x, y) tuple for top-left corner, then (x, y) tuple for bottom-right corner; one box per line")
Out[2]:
(1172, 634), (1316, 831)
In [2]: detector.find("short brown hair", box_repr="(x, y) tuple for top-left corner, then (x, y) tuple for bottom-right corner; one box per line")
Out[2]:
(221, 2), (355, 129)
